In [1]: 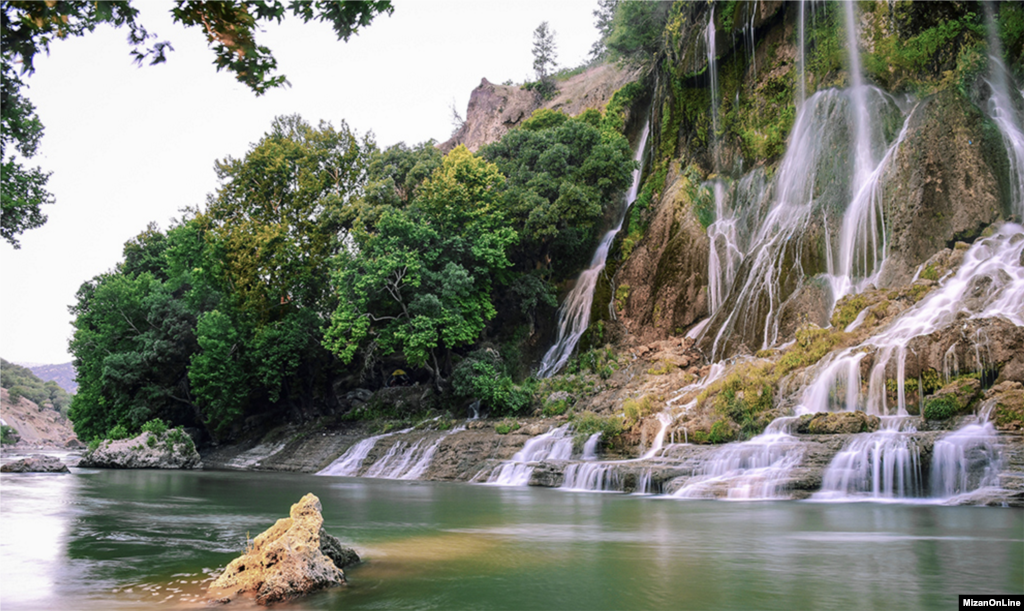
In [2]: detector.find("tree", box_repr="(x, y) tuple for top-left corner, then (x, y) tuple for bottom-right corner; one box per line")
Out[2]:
(323, 146), (517, 384)
(532, 21), (558, 97)
(1, 60), (51, 248)
(205, 114), (373, 323)
(0, 1), (392, 245)
(481, 110), (635, 281)
(604, 0), (671, 66)
(589, 0), (619, 61)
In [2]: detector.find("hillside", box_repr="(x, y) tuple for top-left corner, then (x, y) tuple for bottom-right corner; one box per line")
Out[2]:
(0, 387), (80, 448)
(27, 362), (77, 395)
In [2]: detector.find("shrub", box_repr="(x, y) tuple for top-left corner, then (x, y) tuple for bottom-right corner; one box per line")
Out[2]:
(622, 395), (656, 428)
(570, 411), (624, 451)
(107, 424), (131, 440)
(1, 425), (19, 445)
(141, 418), (168, 436)
(923, 395), (961, 420)
(495, 420), (521, 435)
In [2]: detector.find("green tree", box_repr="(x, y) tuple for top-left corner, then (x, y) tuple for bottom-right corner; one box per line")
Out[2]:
(323, 146), (517, 384)
(205, 115), (372, 324)
(589, 0), (619, 61)
(532, 21), (558, 97)
(604, 0), (671, 66)
(1, 61), (50, 248)
(481, 110), (635, 280)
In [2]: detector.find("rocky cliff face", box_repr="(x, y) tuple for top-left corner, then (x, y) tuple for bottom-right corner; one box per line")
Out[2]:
(0, 387), (78, 448)
(441, 63), (640, 153)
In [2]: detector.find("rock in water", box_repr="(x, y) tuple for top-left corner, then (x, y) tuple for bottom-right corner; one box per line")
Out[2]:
(78, 430), (201, 469)
(1, 455), (70, 473)
(208, 493), (357, 605)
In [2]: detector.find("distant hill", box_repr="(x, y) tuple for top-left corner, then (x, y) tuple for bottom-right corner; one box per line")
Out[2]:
(28, 362), (77, 395)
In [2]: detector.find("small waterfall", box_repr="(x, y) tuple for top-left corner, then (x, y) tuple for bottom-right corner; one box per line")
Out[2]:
(706, 6), (720, 140)
(537, 122), (650, 378)
(815, 417), (923, 500)
(671, 418), (804, 500)
(581, 432), (602, 460)
(317, 427), (414, 477)
(487, 424), (574, 486)
(931, 404), (1002, 499)
(985, 2), (1024, 218)
(562, 463), (621, 492)
(797, 0), (806, 110)
(706, 180), (743, 315)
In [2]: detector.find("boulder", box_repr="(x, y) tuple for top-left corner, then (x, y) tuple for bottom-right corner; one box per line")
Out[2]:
(78, 430), (201, 469)
(1, 455), (70, 473)
(796, 411), (881, 435)
(208, 493), (356, 605)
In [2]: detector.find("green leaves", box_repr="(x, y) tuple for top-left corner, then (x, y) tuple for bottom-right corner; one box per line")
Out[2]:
(324, 147), (516, 373)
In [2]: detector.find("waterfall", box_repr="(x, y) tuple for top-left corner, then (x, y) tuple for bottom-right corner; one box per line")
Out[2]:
(486, 424), (574, 486)
(814, 417), (923, 500)
(707, 6), (720, 141)
(985, 2), (1024, 218)
(671, 418), (804, 500)
(702, 87), (908, 360)
(536, 122), (650, 378)
(930, 405), (1002, 499)
(317, 427), (414, 477)
(800, 223), (1024, 416)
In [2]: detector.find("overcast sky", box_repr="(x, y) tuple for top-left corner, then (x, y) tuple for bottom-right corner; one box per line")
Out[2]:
(0, 0), (600, 365)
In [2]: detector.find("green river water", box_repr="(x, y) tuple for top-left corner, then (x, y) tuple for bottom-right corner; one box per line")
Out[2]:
(1, 455), (1021, 610)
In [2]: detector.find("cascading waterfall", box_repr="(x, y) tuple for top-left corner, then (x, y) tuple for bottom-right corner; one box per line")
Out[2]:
(536, 122), (650, 378)
(487, 424), (574, 486)
(985, 2), (1024, 219)
(317, 427), (414, 477)
(702, 87), (908, 360)
(671, 417), (804, 500)
(930, 405), (1002, 499)
(814, 417), (923, 500)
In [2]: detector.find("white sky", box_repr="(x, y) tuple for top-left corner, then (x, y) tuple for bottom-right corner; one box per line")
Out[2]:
(0, 0), (600, 365)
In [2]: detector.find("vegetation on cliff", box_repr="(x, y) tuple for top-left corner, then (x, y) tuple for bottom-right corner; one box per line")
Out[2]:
(68, 104), (635, 445)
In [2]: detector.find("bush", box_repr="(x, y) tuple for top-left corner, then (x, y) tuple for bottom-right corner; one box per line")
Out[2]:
(923, 395), (961, 420)
(1, 425), (19, 445)
(570, 411), (624, 451)
(141, 418), (168, 436)
(107, 424), (131, 440)
(452, 349), (532, 416)
(495, 419), (521, 435)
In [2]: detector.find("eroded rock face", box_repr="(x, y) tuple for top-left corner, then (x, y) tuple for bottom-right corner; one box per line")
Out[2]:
(0, 455), (70, 473)
(796, 411), (881, 435)
(208, 493), (356, 606)
(78, 431), (201, 469)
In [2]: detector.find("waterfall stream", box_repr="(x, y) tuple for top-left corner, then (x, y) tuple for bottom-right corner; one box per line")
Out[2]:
(536, 121), (650, 378)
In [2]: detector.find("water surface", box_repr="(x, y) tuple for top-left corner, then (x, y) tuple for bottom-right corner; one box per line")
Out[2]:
(1, 461), (1021, 610)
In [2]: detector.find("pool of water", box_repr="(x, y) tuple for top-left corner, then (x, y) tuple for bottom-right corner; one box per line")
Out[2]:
(1, 457), (1021, 610)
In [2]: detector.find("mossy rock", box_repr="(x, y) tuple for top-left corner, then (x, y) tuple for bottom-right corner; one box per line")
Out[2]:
(795, 411), (881, 435)
(923, 378), (981, 420)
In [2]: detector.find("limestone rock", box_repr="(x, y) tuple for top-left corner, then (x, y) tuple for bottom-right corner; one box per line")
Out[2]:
(1, 455), (70, 473)
(796, 411), (881, 435)
(208, 493), (354, 605)
(78, 430), (201, 469)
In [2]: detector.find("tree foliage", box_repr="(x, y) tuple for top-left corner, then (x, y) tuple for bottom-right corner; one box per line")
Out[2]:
(603, 0), (671, 67)
(0, 0), (391, 246)
(324, 146), (516, 379)
(532, 20), (558, 97)
(68, 115), (373, 442)
(481, 110), (635, 280)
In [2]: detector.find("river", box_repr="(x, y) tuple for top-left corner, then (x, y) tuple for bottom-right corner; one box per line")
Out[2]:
(1, 453), (1021, 610)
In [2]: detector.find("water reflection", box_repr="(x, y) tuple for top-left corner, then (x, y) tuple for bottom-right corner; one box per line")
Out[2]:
(0, 466), (1021, 610)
